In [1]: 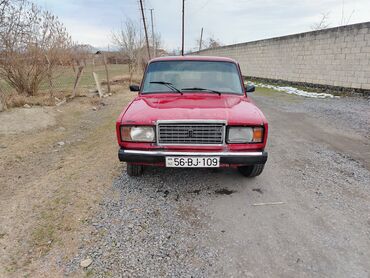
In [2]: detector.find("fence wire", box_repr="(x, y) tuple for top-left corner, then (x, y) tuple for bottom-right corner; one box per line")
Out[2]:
(0, 58), (129, 98)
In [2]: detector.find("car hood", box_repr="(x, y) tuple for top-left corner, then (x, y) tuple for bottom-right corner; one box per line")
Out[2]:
(121, 93), (266, 125)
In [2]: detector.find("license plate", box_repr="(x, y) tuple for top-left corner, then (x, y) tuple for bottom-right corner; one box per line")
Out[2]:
(166, 156), (220, 168)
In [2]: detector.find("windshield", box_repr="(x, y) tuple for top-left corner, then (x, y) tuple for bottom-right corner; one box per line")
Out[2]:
(141, 60), (244, 95)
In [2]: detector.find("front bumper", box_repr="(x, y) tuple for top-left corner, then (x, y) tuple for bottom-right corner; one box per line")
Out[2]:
(118, 149), (268, 166)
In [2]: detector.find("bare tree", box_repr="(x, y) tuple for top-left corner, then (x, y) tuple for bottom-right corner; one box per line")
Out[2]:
(340, 9), (354, 25)
(0, 0), (14, 109)
(168, 48), (181, 56)
(340, 1), (355, 26)
(112, 19), (142, 84)
(311, 12), (331, 31)
(207, 37), (222, 49)
(0, 0), (72, 97)
(71, 44), (93, 69)
(153, 32), (162, 56)
(201, 35), (222, 48)
(194, 36), (221, 52)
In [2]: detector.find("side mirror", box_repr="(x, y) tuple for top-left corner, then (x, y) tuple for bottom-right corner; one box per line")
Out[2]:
(245, 84), (255, 93)
(129, 84), (140, 92)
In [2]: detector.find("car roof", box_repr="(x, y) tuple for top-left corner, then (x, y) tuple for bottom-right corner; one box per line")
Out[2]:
(149, 55), (238, 64)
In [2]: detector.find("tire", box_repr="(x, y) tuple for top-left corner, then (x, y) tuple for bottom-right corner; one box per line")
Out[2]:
(127, 163), (143, 177)
(238, 164), (265, 177)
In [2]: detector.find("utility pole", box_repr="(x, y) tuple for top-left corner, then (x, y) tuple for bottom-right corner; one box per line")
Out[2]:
(199, 27), (203, 51)
(150, 9), (156, 57)
(139, 0), (151, 59)
(181, 0), (185, 56)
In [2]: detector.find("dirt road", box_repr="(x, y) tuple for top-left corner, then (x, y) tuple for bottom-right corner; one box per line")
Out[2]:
(68, 90), (369, 277)
(0, 92), (131, 277)
(1, 89), (369, 277)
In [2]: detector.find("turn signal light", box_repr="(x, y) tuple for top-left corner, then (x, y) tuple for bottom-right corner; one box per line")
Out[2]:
(252, 127), (264, 143)
(121, 126), (132, 141)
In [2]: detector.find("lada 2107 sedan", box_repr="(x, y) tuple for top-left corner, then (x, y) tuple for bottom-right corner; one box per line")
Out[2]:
(116, 56), (268, 177)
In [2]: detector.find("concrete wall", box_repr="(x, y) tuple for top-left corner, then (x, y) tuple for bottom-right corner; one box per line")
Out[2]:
(195, 22), (370, 90)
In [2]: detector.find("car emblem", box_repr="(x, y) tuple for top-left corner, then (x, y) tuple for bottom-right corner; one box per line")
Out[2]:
(188, 129), (194, 138)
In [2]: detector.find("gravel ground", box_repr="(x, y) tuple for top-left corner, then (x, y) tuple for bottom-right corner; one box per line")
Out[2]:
(254, 93), (370, 139)
(65, 90), (370, 277)
(297, 97), (370, 138)
(66, 168), (223, 277)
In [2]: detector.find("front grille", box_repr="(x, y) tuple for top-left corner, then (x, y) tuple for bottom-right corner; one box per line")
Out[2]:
(157, 122), (225, 145)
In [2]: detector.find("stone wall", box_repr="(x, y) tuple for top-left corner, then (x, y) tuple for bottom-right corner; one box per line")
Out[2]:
(195, 22), (370, 90)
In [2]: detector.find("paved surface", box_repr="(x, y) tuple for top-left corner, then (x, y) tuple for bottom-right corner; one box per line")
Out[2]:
(67, 91), (370, 277)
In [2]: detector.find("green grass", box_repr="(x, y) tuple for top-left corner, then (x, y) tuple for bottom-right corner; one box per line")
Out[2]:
(30, 192), (73, 257)
(255, 86), (280, 94)
(43, 64), (129, 91)
(0, 64), (129, 93)
(254, 86), (303, 103)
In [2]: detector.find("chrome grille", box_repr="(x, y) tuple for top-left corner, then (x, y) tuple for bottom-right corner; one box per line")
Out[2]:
(157, 121), (225, 145)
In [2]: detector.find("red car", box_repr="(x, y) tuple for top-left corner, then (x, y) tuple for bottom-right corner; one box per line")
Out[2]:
(116, 56), (268, 177)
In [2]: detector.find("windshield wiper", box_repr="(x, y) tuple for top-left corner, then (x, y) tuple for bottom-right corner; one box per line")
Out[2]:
(150, 81), (182, 94)
(181, 87), (221, 96)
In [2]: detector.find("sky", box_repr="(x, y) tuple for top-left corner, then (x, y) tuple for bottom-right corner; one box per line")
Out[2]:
(34, 0), (370, 52)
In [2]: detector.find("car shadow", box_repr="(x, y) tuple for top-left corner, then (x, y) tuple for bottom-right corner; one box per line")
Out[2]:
(114, 165), (256, 198)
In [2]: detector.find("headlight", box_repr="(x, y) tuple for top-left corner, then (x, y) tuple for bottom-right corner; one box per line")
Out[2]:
(227, 126), (263, 143)
(121, 126), (155, 142)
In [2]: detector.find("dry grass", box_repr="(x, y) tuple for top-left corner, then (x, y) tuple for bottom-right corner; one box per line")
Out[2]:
(0, 91), (135, 277)
(6, 92), (57, 108)
(254, 87), (303, 103)
(2, 82), (130, 109)
(0, 64), (133, 110)
(102, 73), (142, 86)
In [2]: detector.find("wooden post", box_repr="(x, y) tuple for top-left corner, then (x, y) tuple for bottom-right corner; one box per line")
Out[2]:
(48, 71), (53, 100)
(45, 54), (54, 101)
(93, 72), (103, 98)
(199, 27), (203, 51)
(103, 53), (111, 94)
(0, 90), (6, 112)
(71, 65), (84, 98)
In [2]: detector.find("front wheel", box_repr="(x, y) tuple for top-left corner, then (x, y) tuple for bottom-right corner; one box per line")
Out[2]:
(127, 163), (143, 177)
(238, 164), (265, 177)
